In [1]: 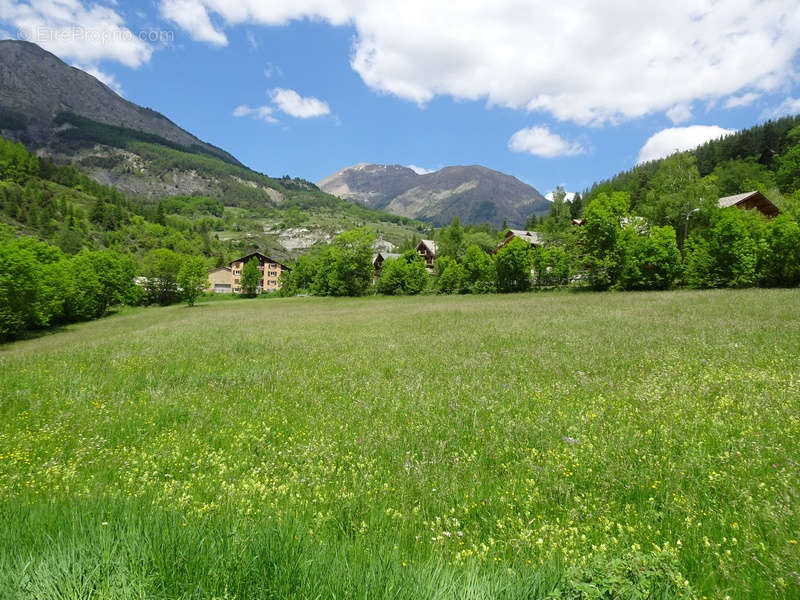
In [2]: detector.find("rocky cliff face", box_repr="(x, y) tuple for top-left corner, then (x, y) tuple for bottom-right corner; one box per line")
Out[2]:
(319, 163), (550, 227)
(0, 40), (293, 202)
(0, 40), (237, 164)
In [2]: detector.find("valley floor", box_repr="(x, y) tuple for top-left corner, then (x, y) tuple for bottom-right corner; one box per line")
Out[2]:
(1, 290), (799, 599)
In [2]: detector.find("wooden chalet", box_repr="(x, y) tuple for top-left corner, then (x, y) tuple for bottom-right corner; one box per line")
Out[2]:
(372, 252), (401, 284)
(718, 191), (779, 218)
(416, 239), (438, 272)
(495, 229), (542, 252)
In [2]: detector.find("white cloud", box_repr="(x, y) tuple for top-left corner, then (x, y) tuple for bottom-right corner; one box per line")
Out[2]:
(666, 103), (692, 124)
(760, 97), (800, 119)
(637, 126), (736, 163)
(271, 88), (330, 118)
(158, 0), (800, 125)
(724, 92), (761, 109)
(159, 0), (227, 46)
(508, 126), (585, 158)
(407, 164), (434, 174)
(233, 104), (277, 123)
(2, 0), (153, 67)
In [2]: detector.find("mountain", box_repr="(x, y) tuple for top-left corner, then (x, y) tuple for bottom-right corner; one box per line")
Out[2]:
(0, 40), (311, 205)
(0, 40), (427, 257)
(0, 40), (237, 164)
(319, 163), (550, 227)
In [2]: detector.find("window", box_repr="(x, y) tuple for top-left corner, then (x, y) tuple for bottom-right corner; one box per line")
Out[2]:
(233, 269), (240, 275)
(268, 271), (277, 277)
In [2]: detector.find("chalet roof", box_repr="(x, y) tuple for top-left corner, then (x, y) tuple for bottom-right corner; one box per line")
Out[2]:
(417, 239), (438, 255)
(718, 190), (779, 217)
(718, 191), (759, 208)
(208, 266), (231, 273)
(372, 252), (401, 264)
(230, 251), (291, 271)
(505, 229), (542, 246)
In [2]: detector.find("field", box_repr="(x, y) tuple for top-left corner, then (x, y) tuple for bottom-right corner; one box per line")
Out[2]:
(1, 289), (798, 599)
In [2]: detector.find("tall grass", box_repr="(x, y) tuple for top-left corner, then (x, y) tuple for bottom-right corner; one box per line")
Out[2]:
(1, 289), (798, 598)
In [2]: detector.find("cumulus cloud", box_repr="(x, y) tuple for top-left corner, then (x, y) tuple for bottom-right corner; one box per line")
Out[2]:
(760, 97), (800, 119)
(159, 0), (227, 46)
(271, 88), (330, 118)
(666, 103), (692, 124)
(233, 104), (277, 123)
(407, 164), (434, 174)
(508, 127), (585, 158)
(158, 0), (800, 125)
(2, 0), (153, 67)
(724, 92), (761, 109)
(637, 126), (736, 164)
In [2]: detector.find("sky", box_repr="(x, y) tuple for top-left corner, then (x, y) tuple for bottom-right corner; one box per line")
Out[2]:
(2, 0), (800, 196)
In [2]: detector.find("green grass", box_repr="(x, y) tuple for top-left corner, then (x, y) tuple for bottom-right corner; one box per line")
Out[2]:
(1, 289), (799, 599)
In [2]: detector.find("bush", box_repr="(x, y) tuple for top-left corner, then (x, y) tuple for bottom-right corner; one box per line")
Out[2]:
(581, 192), (630, 290)
(178, 256), (210, 305)
(378, 251), (429, 295)
(618, 225), (681, 290)
(495, 237), (532, 293)
(708, 209), (763, 288)
(461, 245), (496, 293)
(434, 256), (465, 294)
(760, 214), (800, 286)
(682, 234), (716, 288)
(533, 246), (572, 287)
(0, 230), (138, 339)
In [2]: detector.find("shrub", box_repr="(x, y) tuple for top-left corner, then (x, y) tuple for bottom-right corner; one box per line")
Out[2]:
(618, 225), (681, 290)
(495, 237), (532, 293)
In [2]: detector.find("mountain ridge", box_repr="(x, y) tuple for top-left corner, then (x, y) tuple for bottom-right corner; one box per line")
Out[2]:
(319, 162), (550, 228)
(0, 40), (238, 165)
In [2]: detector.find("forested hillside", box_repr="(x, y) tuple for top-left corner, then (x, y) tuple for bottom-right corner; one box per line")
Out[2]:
(580, 114), (800, 221)
(0, 134), (428, 339)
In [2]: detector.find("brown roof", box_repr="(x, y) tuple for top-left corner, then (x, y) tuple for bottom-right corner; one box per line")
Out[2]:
(417, 239), (438, 255)
(230, 251), (291, 271)
(718, 191), (779, 217)
(505, 229), (542, 246)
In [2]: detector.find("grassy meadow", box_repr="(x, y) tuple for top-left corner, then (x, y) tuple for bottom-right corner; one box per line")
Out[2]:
(1, 289), (799, 599)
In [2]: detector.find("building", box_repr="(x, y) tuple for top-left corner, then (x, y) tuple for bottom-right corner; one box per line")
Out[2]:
(207, 252), (290, 294)
(372, 252), (401, 284)
(207, 267), (233, 293)
(718, 191), (779, 218)
(416, 240), (438, 272)
(495, 229), (542, 252)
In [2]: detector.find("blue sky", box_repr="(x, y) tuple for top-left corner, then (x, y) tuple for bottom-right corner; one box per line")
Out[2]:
(2, 0), (800, 195)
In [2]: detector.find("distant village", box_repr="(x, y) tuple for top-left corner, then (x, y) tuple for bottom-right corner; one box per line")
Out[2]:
(205, 191), (779, 294)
